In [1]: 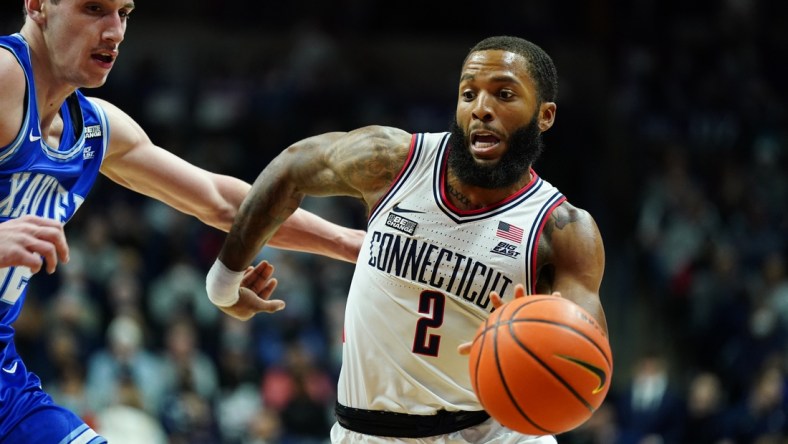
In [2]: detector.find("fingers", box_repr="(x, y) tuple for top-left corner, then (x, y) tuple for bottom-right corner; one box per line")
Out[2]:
(224, 286), (285, 321)
(13, 249), (44, 274)
(0, 216), (69, 274)
(241, 261), (275, 293)
(242, 265), (278, 296)
(241, 286), (285, 313)
(490, 283), (527, 309)
(251, 260), (275, 280)
(29, 234), (59, 274)
(457, 342), (472, 356)
(257, 298), (286, 313)
(490, 291), (504, 309)
(257, 277), (279, 301)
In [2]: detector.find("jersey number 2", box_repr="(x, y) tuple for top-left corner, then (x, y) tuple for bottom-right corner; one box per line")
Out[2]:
(412, 290), (445, 356)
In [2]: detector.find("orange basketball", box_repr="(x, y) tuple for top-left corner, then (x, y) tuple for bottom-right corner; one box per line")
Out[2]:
(468, 295), (613, 436)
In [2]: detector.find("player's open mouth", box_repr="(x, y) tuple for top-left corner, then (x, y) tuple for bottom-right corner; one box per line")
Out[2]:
(91, 51), (117, 67)
(471, 132), (501, 155)
(93, 53), (114, 62)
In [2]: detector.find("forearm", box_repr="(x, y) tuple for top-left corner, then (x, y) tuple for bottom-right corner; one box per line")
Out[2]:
(218, 159), (300, 272)
(269, 208), (364, 263)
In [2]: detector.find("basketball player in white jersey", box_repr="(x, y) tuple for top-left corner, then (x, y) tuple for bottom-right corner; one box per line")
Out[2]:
(0, 1), (363, 443)
(208, 36), (609, 443)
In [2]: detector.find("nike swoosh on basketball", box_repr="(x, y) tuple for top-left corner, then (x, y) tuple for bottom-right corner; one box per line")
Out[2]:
(557, 355), (607, 394)
(29, 129), (41, 142)
(2, 361), (18, 374)
(392, 203), (424, 214)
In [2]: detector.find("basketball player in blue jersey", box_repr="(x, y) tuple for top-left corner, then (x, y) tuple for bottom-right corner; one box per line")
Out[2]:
(0, 1), (364, 443)
(209, 36), (609, 443)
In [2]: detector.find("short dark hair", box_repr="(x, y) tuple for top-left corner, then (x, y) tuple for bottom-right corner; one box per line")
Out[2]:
(466, 36), (558, 103)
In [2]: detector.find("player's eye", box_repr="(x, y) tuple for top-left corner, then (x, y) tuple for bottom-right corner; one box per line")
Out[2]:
(461, 91), (476, 101)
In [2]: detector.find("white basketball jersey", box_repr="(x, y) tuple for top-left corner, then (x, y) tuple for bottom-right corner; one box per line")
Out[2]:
(337, 132), (566, 415)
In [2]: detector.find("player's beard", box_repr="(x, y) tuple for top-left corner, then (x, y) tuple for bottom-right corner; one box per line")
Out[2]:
(447, 114), (544, 189)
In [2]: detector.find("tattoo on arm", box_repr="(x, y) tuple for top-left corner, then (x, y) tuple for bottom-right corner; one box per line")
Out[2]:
(543, 205), (580, 241)
(553, 208), (579, 230)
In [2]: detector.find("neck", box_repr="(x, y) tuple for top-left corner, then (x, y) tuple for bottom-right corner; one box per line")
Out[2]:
(445, 169), (533, 210)
(20, 23), (77, 131)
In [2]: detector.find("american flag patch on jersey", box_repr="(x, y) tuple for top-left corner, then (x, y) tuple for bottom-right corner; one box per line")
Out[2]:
(496, 221), (524, 243)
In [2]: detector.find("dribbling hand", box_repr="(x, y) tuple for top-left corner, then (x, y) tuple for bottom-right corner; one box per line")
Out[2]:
(216, 260), (284, 321)
(457, 285), (561, 355)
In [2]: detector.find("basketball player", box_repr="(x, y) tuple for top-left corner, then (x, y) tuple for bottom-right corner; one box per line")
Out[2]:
(0, 1), (364, 443)
(208, 36), (608, 443)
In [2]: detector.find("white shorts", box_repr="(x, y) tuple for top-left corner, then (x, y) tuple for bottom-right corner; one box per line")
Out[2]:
(330, 419), (557, 444)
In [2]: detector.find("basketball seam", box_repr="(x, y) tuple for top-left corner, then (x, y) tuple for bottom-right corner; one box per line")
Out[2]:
(491, 302), (555, 435)
(503, 318), (612, 368)
(507, 320), (597, 413)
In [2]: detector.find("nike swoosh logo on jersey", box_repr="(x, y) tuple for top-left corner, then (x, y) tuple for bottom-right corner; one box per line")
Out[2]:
(392, 203), (424, 214)
(2, 361), (18, 374)
(557, 355), (607, 394)
(29, 129), (41, 142)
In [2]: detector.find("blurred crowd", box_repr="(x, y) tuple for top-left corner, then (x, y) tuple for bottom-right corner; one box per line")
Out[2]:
(2, 0), (788, 442)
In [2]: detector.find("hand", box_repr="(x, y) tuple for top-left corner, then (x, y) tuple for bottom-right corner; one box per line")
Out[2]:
(216, 260), (284, 321)
(457, 285), (562, 355)
(0, 215), (69, 274)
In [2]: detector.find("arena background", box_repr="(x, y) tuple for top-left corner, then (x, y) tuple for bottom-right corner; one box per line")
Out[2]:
(1, 1), (787, 442)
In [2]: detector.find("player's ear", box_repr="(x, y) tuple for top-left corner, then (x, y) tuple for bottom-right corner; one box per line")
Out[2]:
(25, 0), (46, 23)
(537, 102), (556, 133)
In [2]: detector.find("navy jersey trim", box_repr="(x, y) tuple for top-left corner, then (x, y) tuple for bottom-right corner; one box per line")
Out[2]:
(42, 94), (86, 162)
(367, 133), (428, 226)
(524, 191), (567, 293)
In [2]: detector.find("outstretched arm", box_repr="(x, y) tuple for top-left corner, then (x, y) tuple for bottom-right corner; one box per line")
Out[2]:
(537, 202), (607, 333)
(207, 126), (412, 318)
(94, 97), (363, 263)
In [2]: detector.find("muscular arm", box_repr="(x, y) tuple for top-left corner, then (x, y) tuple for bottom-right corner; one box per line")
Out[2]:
(0, 47), (25, 150)
(94, 97), (364, 263)
(218, 125), (412, 272)
(537, 202), (608, 334)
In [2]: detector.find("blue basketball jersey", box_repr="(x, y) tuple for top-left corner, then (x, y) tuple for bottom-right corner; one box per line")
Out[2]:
(0, 33), (108, 443)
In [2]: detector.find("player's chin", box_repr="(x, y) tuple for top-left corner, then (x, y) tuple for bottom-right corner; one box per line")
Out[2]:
(470, 145), (507, 163)
(78, 78), (109, 90)
(471, 155), (504, 168)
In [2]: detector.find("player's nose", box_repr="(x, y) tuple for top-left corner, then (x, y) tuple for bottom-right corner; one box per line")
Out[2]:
(471, 93), (494, 122)
(101, 14), (125, 44)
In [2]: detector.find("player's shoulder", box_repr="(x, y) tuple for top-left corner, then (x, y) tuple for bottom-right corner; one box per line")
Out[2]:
(0, 46), (25, 98)
(0, 42), (21, 70)
(83, 96), (140, 131)
(331, 125), (413, 158)
(348, 125), (412, 146)
(0, 47), (26, 148)
(83, 96), (118, 114)
(552, 201), (600, 236)
(544, 200), (604, 264)
(554, 200), (592, 222)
